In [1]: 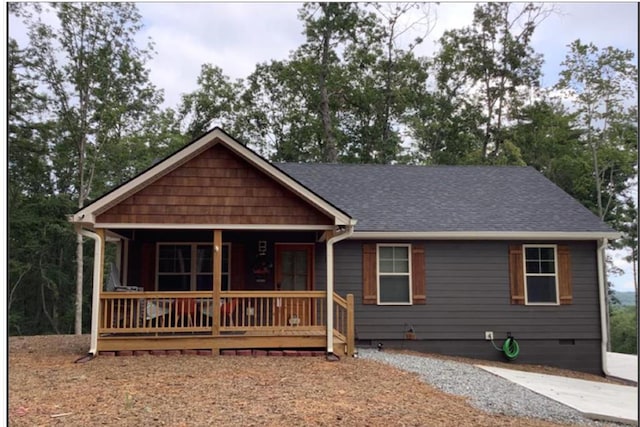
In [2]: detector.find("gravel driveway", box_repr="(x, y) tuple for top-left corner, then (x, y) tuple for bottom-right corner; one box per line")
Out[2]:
(358, 348), (619, 426)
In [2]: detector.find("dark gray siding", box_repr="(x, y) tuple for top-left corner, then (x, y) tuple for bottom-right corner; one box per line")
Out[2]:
(314, 242), (327, 291)
(333, 240), (603, 374)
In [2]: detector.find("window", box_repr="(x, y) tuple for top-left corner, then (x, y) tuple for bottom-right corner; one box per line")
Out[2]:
(509, 244), (572, 306)
(362, 243), (426, 305)
(157, 243), (230, 291)
(523, 245), (558, 304)
(377, 245), (412, 304)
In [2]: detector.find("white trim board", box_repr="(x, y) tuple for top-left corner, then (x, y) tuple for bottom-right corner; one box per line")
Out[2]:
(350, 231), (621, 240)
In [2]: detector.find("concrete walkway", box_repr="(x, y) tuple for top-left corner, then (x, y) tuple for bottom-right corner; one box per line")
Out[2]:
(607, 352), (638, 383)
(477, 365), (638, 425)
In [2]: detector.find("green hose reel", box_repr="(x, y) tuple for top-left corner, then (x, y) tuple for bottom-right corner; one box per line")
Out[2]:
(502, 336), (520, 361)
(490, 333), (520, 361)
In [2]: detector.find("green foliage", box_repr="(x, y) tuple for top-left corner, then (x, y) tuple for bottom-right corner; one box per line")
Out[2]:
(178, 64), (244, 140)
(9, 193), (80, 335)
(610, 306), (638, 355)
(9, 3), (171, 335)
(421, 3), (547, 162)
(23, 2), (163, 203)
(555, 40), (638, 225)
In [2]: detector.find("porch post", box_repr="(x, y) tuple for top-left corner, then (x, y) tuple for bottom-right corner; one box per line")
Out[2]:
(94, 229), (106, 349)
(326, 232), (336, 355)
(76, 226), (105, 356)
(212, 230), (222, 342)
(325, 224), (355, 357)
(96, 228), (106, 291)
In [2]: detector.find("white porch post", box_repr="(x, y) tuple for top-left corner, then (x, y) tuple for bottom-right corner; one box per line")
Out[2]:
(76, 227), (104, 356)
(325, 223), (354, 356)
(326, 237), (335, 354)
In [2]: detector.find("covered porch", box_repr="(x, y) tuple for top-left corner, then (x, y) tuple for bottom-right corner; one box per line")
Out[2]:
(93, 227), (355, 356)
(70, 129), (357, 358)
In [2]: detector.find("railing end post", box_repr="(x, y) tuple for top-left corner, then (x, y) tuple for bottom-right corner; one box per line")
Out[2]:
(346, 294), (355, 357)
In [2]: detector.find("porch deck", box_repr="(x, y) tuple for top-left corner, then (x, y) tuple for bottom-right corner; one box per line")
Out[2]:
(98, 291), (355, 356)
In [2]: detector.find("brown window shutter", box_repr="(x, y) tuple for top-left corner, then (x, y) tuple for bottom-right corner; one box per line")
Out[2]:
(509, 244), (525, 305)
(557, 244), (572, 305)
(412, 244), (426, 304)
(362, 243), (377, 304)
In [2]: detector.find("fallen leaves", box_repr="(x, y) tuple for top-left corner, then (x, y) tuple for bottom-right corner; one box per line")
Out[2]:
(9, 335), (571, 426)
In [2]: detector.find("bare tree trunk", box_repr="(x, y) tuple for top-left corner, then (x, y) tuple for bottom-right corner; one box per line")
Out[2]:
(41, 261), (61, 334)
(319, 25), (337, 163)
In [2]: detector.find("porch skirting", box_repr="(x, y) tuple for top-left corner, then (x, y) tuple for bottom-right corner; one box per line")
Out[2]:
(98, 329), (347, 356)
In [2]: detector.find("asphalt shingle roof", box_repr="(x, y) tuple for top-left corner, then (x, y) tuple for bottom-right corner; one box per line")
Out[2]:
(275, 163), (615, 233)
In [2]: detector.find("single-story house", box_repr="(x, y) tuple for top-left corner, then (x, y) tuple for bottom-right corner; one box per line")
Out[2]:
(70, 128), (619, 374)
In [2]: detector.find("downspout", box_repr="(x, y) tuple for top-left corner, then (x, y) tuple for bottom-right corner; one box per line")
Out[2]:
(326, 222), (355, 357)
(597, 238), (611, 376)
(75, 226), (104, 361)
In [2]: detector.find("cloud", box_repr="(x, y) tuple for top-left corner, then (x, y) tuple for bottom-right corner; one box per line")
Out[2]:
(531, 3), (638, 86)
(137, 3), (304, 108)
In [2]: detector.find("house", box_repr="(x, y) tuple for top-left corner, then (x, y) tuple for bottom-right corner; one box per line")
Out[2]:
(70, 128), (619, 374)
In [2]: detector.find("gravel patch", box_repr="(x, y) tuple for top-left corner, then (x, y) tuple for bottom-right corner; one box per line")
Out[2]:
(358, 348), (617, 426)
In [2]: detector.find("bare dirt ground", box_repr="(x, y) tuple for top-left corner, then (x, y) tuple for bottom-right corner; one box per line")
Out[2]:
(8, 335), (611, 426)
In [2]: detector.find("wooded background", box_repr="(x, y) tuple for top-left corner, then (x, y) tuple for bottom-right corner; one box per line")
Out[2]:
(7, 3), (637, 352)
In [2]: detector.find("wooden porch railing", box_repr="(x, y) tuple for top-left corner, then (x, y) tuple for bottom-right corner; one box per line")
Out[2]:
(333, 292), (355, 356)
(100, 290), (355, 355)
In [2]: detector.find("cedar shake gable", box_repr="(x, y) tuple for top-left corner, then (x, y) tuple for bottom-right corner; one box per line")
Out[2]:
(96, 144), (333, 226)
(71, 128), (352, 228)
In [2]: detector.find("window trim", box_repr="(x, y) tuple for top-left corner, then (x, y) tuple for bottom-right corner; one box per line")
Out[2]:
(376, 243), (413, 305)
(155, 242), (231, 291)
(522, 244), (559, 306)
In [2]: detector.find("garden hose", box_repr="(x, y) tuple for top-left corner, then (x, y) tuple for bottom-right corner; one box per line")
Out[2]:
(489, 335), (520, 361)
(502, 336), (520, 361)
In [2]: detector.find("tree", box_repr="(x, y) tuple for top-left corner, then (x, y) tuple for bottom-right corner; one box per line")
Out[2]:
(239, 2), (435, 164)
(22, 3), (163, 334)
(178, 64), (244, 141)
(340, 3), (434, 164)
(555, 40), (638, 226)
(240, 59), (325, 161)
(509, 99), (591, 199)
(425, 3), (550, 162)
(610, 306), (638, 354)
(298, 2), (369, 162)
(8, 38), (52, 198)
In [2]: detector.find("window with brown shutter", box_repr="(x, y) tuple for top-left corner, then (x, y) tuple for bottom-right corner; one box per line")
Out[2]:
(362, 243), (377, 305)
(411, 244), (426, 304)
(509, 244), (572, 305)
(509, 245), (525, 305)
(362, 243), (426, 305)
(557, 245), (572, 305)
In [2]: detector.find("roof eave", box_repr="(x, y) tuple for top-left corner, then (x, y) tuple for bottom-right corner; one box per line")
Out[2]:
(350, 231), (621, 240)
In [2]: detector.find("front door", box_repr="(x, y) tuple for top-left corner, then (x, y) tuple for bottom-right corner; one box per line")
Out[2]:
(274, 244), (314, 326)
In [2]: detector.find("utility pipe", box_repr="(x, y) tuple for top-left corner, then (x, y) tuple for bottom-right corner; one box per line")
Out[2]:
(326, 222), (355, 356)
(76, 226), (104, 358)
(597, 238), (611, 376)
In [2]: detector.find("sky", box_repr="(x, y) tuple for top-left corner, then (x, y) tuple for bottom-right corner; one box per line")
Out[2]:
(134, 2), (639, 108)
(5, 2), (639, 292)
